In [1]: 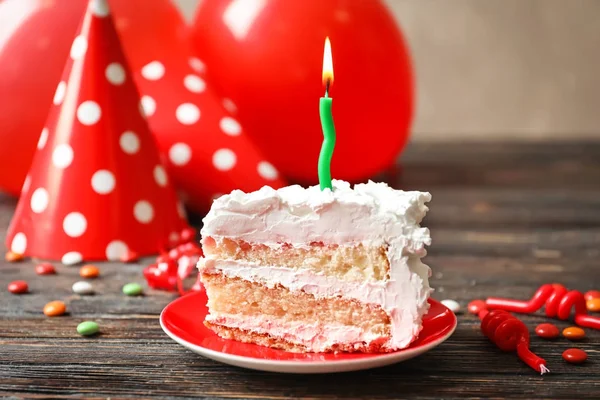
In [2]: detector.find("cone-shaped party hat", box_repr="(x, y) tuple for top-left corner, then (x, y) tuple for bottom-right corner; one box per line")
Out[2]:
(6, 0), (188, 264)
(110, 0), (287, 213)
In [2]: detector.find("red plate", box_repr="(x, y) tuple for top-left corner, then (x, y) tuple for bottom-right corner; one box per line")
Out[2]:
(160, 291), (457, 373)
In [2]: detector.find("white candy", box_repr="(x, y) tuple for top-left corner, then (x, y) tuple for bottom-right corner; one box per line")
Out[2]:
(441, 299), (461, 313)
(72, 281), (94, 295)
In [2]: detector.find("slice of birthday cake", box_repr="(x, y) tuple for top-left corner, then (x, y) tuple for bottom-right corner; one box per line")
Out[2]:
(198, 180), (432, 353)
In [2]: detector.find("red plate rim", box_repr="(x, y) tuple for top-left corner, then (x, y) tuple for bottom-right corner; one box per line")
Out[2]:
(160, 290), (457, 366)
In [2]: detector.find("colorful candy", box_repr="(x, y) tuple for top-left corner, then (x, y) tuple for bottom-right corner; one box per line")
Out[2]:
(79, 265), (100, 278)
(72, 281), (94, 295)
(122, 282), (143, 296)
(562, 348), (587, 364)
(35, 262), (56, 275)
(43, 301), (66, 317)
(584, 290), (600, 301)
(5, 251), (24, 262)
(563, 326), (585, 340)
(8, 280), (28, 294)
(468, 300), (487, 315)
(441, 299), (461, 313)
(586, 298), (600, 312)
(535, 323), (559, 339)
(77, 321), (99, 336)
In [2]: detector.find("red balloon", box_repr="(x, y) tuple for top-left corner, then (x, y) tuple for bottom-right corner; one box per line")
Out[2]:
(191, 0), (414, 183)
(0, 0), (86, 195)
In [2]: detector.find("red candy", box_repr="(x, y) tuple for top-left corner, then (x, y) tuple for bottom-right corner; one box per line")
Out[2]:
(562, 348), (587, 364)
(535, 323), (559, 339)
(35, 262), (56, 275)
(468, 300), (487, 315)
(584, 290), (600, 301)
(8, 280), (28, 294)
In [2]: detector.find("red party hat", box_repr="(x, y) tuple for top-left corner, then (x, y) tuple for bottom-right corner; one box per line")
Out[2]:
(111, 0), (287, 213)
(5, 0), (188, 264)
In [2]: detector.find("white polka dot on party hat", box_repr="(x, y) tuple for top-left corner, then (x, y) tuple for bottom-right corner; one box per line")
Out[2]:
(105, 62), (126, 85)
(21, 175), (31, 194)
(134, 200), (154, 223)
(169, 143), (192, 166)
(222, 98), (237, 113)
(53, 81), (66, 106)
(91, 170), (116, 194)
(77, 101), (102, 126)
(184, 74), (206, 93)
(257, 161), (279, 180)
(176, 103), (200, 125)
(38, 128), (49, 150)
(62, 251), (83, 265)
(169, 231), (179, 243)
(140, 96), (156, 117)
(63, 212), (87, 237)
(52, 144), (74, 168)
(30, 187), (49, 213)
(220, 117), (241, 136)
(11, 232), (27, 254)
(70, 36), (88, 60)
(90, 0), (110, 17)
(141, 61), (165, 81)
(212, 148), (237, 171)
(120, 131), (140, 154)
(153, 165), (168, 187)
(105, 240), (128, 261)
(189, 57), (205, 73)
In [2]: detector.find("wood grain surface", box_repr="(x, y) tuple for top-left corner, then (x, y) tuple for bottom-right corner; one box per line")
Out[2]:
(1, 142), (599, 399)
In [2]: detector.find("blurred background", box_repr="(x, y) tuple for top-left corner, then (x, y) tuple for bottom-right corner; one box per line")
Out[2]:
(179, 0), (600, 141)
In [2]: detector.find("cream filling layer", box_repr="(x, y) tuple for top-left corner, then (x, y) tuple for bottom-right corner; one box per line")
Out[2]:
(200, 257), (431, 350)
(207, 314), (389, 352)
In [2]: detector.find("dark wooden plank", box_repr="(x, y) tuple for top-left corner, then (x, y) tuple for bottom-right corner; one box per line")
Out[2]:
(1, 142), (600, 399)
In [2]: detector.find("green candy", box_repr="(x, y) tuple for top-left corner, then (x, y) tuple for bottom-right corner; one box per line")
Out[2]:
(77, 321), (99, 336)
(122, 282), (143, 296)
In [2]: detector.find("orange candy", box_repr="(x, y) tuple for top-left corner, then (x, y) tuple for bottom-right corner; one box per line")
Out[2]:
(584, 290), (600, 301)
(43, 301), (66, 317)
(79, 265), (100, 278)
(5, 251), (24, 262)
(586, 298), (600, 312)
(563, 326), (585, 340)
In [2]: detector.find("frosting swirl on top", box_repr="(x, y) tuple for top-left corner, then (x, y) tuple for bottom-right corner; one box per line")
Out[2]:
(201, 179), (431, 251)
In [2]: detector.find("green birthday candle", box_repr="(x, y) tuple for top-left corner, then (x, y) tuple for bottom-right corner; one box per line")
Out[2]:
(319, 37), (336, 191)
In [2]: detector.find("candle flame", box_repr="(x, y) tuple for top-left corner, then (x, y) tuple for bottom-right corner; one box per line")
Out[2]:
(322, 37), (334, 89)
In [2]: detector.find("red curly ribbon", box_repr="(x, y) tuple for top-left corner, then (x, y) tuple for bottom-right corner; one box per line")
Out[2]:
(486, 284), (600, 330)
(479, 309), (548, 374)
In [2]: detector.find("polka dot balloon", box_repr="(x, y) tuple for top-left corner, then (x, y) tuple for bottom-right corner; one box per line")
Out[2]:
(5, 0), (188, 262)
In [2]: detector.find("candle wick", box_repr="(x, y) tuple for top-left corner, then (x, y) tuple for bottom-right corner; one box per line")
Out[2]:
(325, 80), (331, 98)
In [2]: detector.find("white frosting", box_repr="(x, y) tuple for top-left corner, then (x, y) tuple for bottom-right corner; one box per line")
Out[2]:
(201, 180), (431, 252)
(200, 180), (432, 350)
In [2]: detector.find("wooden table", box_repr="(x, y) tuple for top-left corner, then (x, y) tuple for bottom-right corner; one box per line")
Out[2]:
(1, 142), (599, 399)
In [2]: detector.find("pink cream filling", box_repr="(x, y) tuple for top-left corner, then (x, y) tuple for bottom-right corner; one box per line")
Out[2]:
(207, 314), (390, 352)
